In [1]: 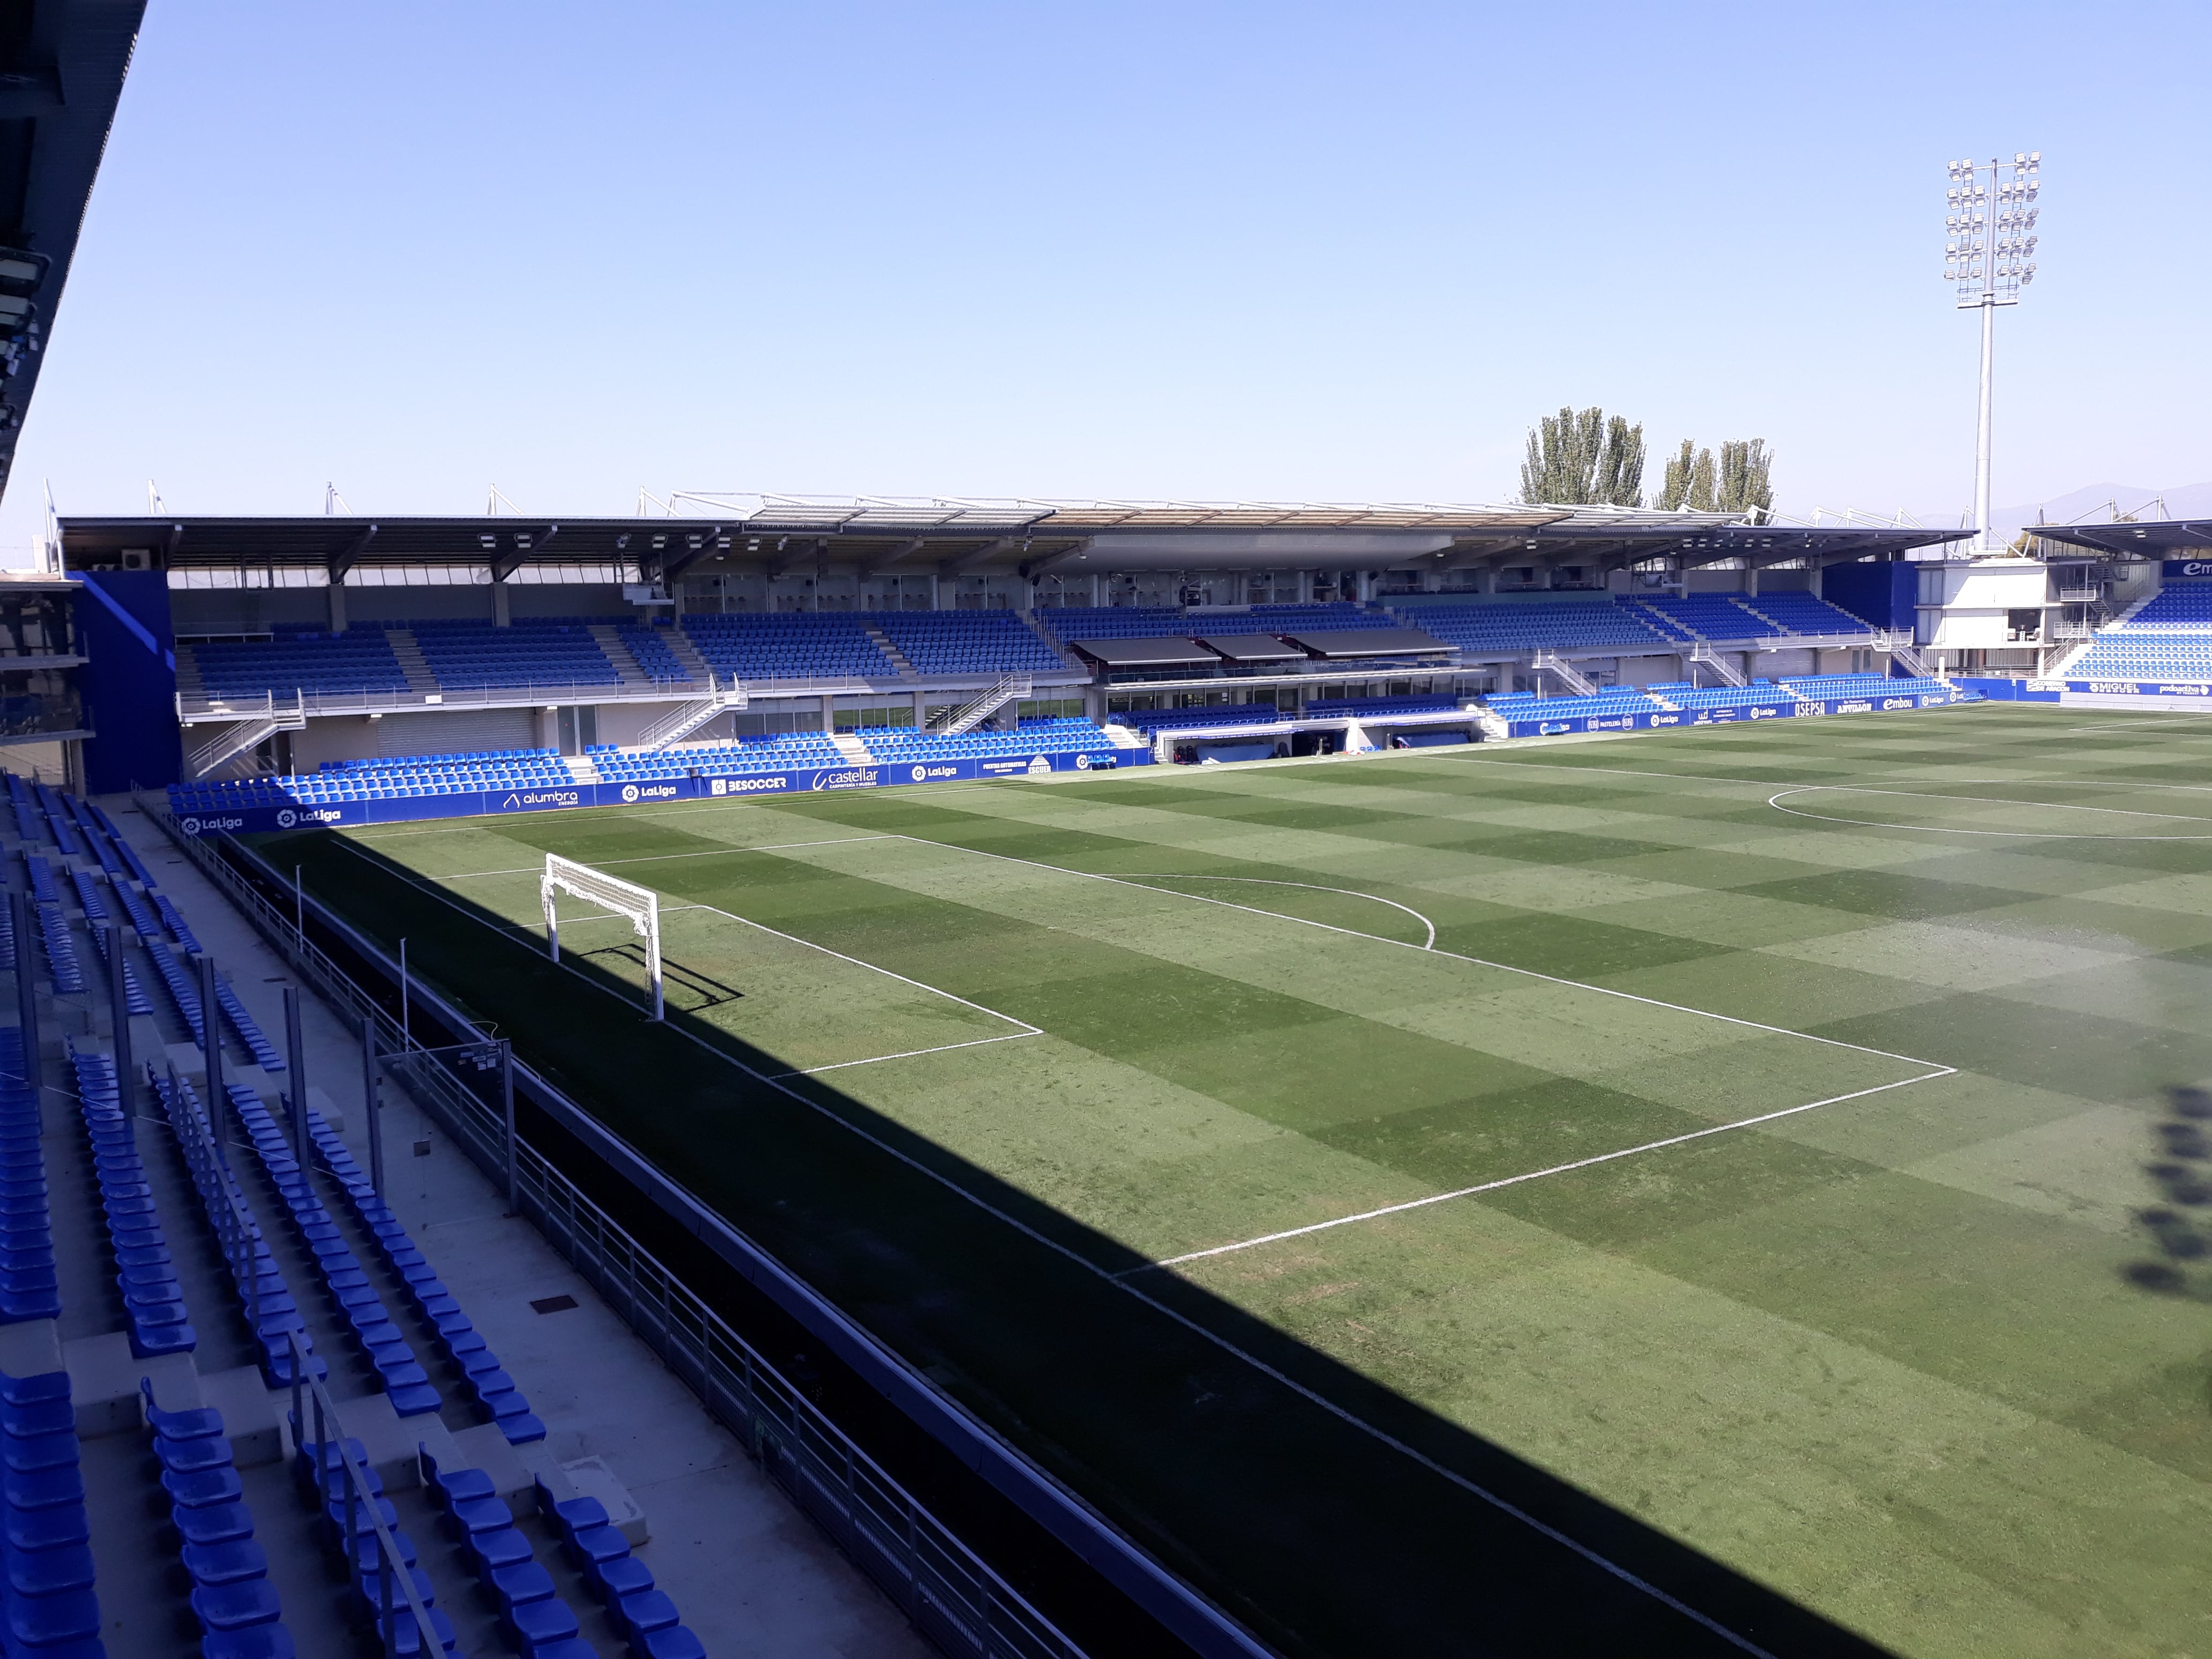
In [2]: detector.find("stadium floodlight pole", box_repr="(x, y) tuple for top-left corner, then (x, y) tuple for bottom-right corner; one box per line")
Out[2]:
(1944, 152), (2041, 551)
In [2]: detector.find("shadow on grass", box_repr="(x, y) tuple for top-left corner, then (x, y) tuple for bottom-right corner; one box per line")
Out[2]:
(2125, 1089), (2212, 1322)
(257, 826), (1898, 1659)
(577, 939), (745, 1012)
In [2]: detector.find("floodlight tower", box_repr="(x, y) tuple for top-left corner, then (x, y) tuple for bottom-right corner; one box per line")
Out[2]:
(1944, 152), (2041, 551)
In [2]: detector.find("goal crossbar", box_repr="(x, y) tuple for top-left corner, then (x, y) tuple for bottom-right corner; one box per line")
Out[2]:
(542, 854), (663, 1020)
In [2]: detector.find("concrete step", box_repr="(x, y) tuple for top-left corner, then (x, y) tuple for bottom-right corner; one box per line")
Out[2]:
(589, 624), (654, 687)
(384, 629), (440, 696)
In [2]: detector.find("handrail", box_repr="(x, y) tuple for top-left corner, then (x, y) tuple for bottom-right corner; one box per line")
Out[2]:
(285, 1330), (451, 1658)
(141, 800), (1178, 1659)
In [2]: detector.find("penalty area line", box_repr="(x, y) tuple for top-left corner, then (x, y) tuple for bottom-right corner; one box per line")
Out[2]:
(326, 839), (1782, 1655)
(1121, 1066), (1957, 1276)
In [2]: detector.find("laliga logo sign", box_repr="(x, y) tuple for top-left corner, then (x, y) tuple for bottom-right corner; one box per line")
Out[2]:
(180, 816), (201, 836)
(621, 784), (639, 803)
(911, 765), (928, 782)
(276, 809), (297, 828)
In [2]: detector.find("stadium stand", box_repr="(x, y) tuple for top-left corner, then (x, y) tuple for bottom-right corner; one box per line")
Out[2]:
(1394, 601), (1672, 653)
(862, 719), (1120, 764)
(1036, 608), (1190, 642)
(875, 612), (1064, 675)
(1300, 695), (1463, 717)
(2060, 581), (2212, 679)
(1110, 706), (1288, 732)
(1631, 596), (1790, 640)
(188, 629), (410, 700)
(615, 623), (694, 684)
(1739, 594), (1878, 637)
(408, 621), (622, 692)
(1485, 691), (1665, 721)
(0, 768), (722, 1659)
(679, 614), (897, 681)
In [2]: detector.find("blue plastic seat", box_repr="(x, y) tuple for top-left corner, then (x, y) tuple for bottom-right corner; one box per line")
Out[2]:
(156, 1434), (235, 1475)
(183, 1537), (270, 1586)
(190, 1579), (283, 1631)
(505, 1595), (580, 1651)
(5, 1539), (95, 1593)
(201, 1623), (296, 1659)
(465, 1526), (534, 1573)
(175, 1500), (258, 1546)
(631, 1626), (706, 1659)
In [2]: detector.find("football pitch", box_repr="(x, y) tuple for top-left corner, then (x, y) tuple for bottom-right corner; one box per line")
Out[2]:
(265, 703), (2212, 1659)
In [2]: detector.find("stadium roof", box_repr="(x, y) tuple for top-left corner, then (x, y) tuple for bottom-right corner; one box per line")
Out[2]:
(2026, 518), (2212, 556)
(0, 1), (147, 507)
(58, 505), (1965, 584)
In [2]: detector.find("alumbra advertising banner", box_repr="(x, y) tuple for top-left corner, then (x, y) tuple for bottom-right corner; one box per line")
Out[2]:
(1504, 691), (1967, 740)
(175, 749), (1140, 836)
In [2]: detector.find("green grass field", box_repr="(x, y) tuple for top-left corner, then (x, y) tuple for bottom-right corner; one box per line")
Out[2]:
(267, 703), (2212, 1659)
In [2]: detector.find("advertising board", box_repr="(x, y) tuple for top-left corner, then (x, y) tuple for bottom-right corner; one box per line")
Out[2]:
(177, 750), (1137, 835)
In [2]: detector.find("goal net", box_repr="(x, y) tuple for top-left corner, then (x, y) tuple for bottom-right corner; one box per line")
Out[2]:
(542, 854), (663, 1021)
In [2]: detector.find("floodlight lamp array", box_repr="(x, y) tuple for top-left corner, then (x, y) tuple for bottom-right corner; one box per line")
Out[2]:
(1944, 152), (2040, 303)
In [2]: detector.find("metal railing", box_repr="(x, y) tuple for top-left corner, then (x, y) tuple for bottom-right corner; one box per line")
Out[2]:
(287, 1331), (452, 1658)
(151, 805), (1100, 1659)
(175, 677), (699, 724)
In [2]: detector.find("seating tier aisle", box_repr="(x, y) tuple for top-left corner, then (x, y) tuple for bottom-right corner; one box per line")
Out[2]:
(875, 612), (1063, 675)
(1396, 602), (1669, 653)
(408, 621), (622, 693)
(680, 614), (896, 681)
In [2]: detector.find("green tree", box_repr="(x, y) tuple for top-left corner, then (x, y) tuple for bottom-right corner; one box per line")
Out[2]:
(1519, 407), (1645, 506)
(1715, 439), (1774, 519)
(1657, 440), (1718, 511)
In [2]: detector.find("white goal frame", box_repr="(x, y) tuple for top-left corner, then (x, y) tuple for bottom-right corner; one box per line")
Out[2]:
(542, 854), (663, 1021)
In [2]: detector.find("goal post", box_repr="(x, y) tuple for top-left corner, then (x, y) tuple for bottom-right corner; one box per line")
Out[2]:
(541, 854), (663, 1021)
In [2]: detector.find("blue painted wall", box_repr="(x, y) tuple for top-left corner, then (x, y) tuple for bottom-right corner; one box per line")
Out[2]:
(76, 570), (182, 793)
(1822, 561), (1915, 632)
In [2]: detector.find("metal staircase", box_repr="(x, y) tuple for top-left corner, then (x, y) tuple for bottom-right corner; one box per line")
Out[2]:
(186, 695), (305, 779)
(929, 674), (1030, 735)
(1881, 636), (1942, 681)
(632, 671), (750, 749)
(1528, 651), (1597, 696)
(1687, 644), (1747, 687)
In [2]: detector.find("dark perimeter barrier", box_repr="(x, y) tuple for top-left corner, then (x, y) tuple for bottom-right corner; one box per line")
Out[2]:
(144, 796), (1274, 1659)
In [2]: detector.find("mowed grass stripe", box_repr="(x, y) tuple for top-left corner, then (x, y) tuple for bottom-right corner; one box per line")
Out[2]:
(281, 702), (2212, 1659)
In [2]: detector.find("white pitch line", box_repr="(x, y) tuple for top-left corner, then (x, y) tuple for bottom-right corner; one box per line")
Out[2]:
(767, 1030), (1043, 1079)
(680, 898), (1038, 1034)
(1124, 1068), (1956, 1276)
(1769, 783), (2212, 840)
(1113, 874), (1438, 950)
(329, 836), (1784, 1651)
(434, 834), (899, 881)
(885, 835), (1947, 1072)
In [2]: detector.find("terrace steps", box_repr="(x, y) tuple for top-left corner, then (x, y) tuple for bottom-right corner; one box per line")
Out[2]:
(864, 624), (917, 679)
(383, 630), (439, 697)
(589, 625), (655, 688)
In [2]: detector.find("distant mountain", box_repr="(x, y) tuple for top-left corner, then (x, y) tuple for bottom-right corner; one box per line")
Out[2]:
(1993, 482), (2212, 539)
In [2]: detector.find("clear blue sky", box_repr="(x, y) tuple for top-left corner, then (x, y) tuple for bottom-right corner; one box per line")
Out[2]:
(4, 0), (2206, 555)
